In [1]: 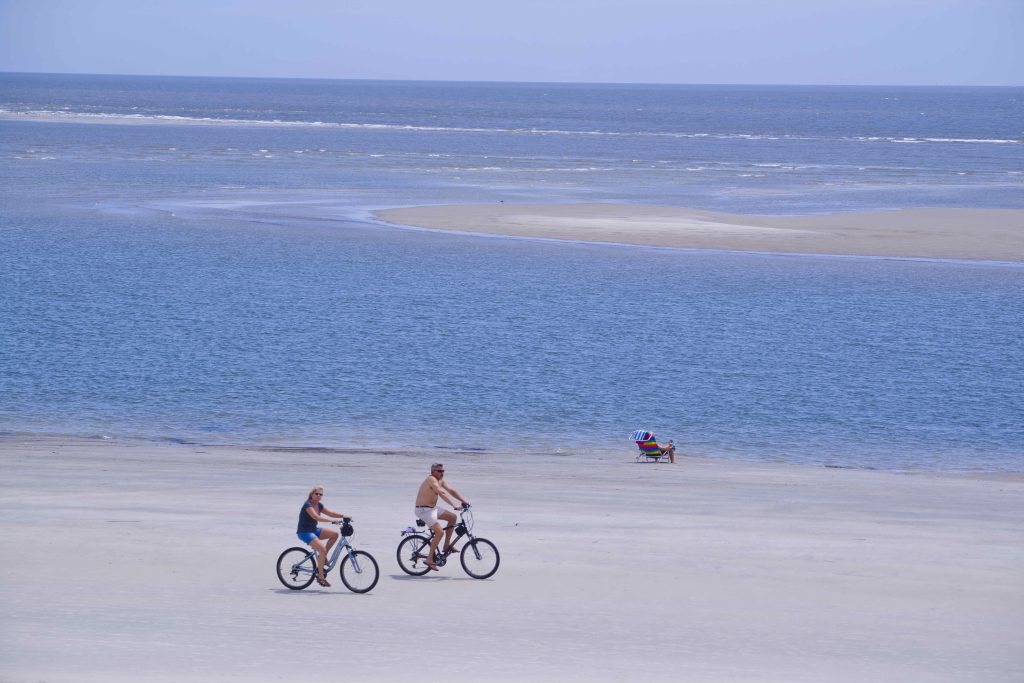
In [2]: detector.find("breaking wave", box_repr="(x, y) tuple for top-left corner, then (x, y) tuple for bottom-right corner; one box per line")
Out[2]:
(1, 108), (1019, 145)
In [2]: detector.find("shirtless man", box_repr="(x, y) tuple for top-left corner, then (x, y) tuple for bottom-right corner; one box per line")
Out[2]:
(414, 462), (469, 571)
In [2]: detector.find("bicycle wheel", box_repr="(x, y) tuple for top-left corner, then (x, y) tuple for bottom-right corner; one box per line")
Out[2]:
(460, 538), (499, 579)
(276, 547), (317, 590)
(339, 550), (380, 593)
(396, 535), (433, 576)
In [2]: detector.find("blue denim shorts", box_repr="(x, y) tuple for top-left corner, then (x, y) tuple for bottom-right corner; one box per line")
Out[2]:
(297, 528), (323, 544)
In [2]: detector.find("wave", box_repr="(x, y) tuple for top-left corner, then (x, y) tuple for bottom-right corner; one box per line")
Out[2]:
(0, 108), (1020, 145)
(854, 136), (1021, 145)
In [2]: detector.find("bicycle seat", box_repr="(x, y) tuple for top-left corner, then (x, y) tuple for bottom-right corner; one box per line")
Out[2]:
(415, 519), (426, 527)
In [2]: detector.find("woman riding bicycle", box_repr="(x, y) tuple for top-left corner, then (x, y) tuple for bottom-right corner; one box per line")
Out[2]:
(297, 485), (350, 587)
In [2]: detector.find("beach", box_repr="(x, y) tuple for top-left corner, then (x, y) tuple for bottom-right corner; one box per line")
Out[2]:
(3, 76), (1023, 682)
(1, 437), (1021, 682)
(375, 205), (1024, 261)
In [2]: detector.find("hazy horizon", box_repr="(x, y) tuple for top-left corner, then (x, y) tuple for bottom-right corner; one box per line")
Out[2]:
(2, 70), (1021, 89)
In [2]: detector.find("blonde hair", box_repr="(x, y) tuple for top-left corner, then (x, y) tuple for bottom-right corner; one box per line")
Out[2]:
(308, 485), (324, 500)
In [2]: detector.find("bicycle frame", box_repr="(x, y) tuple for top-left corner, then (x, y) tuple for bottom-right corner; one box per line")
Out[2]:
(401, 508), (485, 563)
(290, 529), (368, 576)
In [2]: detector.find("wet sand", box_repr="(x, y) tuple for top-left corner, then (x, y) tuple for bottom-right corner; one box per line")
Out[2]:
(375, 204), (1024, 261)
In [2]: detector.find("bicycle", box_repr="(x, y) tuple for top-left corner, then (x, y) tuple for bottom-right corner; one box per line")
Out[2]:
(396, 504), (500, 579)
(276, 518), (380, 593)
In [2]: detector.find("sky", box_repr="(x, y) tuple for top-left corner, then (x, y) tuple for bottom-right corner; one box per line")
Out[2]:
(0, 0), (1020, 86)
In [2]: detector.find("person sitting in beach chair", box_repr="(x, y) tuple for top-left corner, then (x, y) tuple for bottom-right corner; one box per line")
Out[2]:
(632, 430), (676, 463)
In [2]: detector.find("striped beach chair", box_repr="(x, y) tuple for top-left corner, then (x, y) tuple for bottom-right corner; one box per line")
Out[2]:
(632, 429), (672, 463)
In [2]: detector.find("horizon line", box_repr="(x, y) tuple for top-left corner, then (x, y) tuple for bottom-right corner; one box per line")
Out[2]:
(1, 69), (1020, 89)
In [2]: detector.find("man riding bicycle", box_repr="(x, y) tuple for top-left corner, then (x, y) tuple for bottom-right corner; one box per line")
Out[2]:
(414, 462), (469, 571)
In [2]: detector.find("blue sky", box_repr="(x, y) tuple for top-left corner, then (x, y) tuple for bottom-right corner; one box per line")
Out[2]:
(0, 0), (1020, 85)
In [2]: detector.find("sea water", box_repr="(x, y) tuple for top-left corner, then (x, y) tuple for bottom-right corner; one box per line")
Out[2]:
(1, 73), (1022, 470)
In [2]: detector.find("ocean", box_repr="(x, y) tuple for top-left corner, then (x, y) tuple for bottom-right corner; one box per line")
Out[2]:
(1, 73), (1022, 471)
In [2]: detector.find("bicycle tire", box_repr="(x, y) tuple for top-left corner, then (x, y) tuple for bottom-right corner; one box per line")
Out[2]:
(276, 547), (317, 590)
(460, 538), (499, 579)
(339, 550), (379, 593)
(396, 534), (433, 576)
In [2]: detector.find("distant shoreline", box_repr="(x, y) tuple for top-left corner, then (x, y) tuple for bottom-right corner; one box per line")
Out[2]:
(375, 204), (1024, 262)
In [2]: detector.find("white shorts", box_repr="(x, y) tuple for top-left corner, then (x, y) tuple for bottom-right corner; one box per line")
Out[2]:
(415, 506), (439, 526)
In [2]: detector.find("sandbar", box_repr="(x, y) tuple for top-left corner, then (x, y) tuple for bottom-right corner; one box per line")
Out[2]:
(375, 204), (1024, 261)
(1, 437), (1021, 681)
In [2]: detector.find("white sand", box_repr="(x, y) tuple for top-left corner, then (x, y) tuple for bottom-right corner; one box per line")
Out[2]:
(1, 437), (1022, 682)
(374, 204), (1024, 261)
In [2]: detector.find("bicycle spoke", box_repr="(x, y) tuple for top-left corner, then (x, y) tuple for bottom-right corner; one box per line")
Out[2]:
(340, 550), (379, 593)
(397, 535), (433, 576)
(277, 547), (318, 590)
(460, 538), (499, 579)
